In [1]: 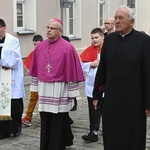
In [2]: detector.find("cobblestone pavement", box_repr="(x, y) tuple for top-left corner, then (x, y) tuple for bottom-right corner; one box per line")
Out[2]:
(0, 77), (150, 150)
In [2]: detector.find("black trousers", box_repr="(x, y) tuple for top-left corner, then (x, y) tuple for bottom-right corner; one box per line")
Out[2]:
(87, 97), (103, 132)
(40, 112), (74, 150)
(0, 98), (23, 135)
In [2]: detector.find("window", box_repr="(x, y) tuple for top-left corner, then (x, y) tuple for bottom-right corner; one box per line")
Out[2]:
(127, 0), (135, 8)
(17, 3), (23, 27)
(69, 3), (74, 35)
(13, 0), (36, 34)
(98, 0), (105, 26)
(65, 0), (81, 39)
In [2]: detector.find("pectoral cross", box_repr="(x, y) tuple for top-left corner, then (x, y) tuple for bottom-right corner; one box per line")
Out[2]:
(46, 63), (51, 73)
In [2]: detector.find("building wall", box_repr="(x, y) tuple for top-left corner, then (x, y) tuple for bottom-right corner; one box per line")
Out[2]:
(136, 0), (150, 34)
(0, 0), (150, 75)
(20, 0), (61, 58)
(108, 0), (126, 18)
(71, 0), (99, 54)
(0, 0), (13, 34)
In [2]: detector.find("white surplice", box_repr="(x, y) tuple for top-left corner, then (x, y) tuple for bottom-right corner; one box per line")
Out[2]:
(0, 33), (25, 119)
(0, 33), (25, 98)
(81, 53), (100, 98)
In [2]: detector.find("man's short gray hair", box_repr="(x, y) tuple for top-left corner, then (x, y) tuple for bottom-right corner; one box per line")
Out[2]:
(119, 5), (135, 20)
(48, 19), (63, 29)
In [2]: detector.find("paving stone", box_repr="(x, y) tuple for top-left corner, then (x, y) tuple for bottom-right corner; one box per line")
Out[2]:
(0, 76), (150, 150)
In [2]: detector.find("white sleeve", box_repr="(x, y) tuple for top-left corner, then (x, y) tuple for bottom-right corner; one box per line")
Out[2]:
(68, 82), (80, 98)
(0, 37), (22, 69)
(81, 61), (91, 73)
(30, 77), (38, 92)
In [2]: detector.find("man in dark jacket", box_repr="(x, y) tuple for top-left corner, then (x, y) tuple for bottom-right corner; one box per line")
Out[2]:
(93, 6), (150, 150)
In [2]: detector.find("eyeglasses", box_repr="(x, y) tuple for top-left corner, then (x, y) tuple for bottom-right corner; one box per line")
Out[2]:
(104, 22), (112, 25)
(46, 26), (60, 30)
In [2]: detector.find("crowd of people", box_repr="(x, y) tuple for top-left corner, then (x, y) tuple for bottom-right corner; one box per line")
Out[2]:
(0, 5), (150, 150)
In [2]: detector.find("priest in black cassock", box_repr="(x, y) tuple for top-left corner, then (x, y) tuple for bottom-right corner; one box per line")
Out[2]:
(93, 6), (150, 150)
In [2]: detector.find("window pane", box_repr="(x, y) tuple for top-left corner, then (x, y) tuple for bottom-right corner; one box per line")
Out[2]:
(17, 3), (23, 27)
(99, 3), (104, 26)
(100, 19), (103, 25)
(69, 3), (74, 35)
(17, 16), (23, 27)
(69, 19), (73, 34)
(17, 4), (22, 14)
(99, 5), (103, 18)
(69, 4), (73, 18)
(127, 0), (135, 8)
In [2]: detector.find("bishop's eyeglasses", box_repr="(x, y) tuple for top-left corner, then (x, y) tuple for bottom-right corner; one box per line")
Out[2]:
(46, 26), (60, 30)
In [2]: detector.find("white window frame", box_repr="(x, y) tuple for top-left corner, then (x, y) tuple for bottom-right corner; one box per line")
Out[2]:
(98, 0), (105, 26)
(65, 0), (81, 39)
(13, 0), (37, 34)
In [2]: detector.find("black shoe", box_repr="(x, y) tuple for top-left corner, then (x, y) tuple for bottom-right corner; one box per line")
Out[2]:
(14, 127), (21, 137)
(0, 134), (10, 140)
(82, 132), (98, 142)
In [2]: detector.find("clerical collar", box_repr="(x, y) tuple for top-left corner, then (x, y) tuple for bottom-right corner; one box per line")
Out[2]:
(49, 36), (61, 44)
(119, 29), (132, 37)
(0, 36), (5, 43)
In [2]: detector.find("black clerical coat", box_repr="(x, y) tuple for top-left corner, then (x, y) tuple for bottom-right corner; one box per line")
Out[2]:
(93, 29), (150, 150)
